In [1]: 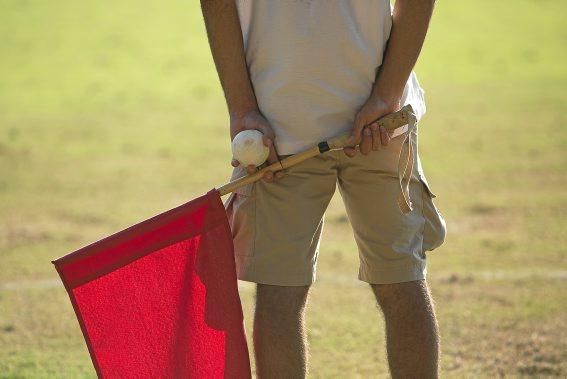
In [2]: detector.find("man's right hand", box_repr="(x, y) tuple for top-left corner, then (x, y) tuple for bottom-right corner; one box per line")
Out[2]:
(230, 110), (284, 183)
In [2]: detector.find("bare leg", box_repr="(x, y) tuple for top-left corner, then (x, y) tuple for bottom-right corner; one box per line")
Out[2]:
(253, 284), (311, 379)
(371, 280), (439, 379)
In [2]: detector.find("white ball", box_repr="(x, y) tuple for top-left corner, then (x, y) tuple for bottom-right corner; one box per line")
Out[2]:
(231, 130), (270, 167)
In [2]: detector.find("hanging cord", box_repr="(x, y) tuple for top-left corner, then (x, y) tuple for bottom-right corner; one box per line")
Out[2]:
(396, 112), (418, 214)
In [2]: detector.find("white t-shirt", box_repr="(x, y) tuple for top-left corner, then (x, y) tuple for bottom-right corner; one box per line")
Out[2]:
(236, 0), (426, 154)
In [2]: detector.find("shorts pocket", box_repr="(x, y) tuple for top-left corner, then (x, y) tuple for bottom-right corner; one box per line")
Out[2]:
(230, 165), (254, 197)
(223, 166), (252, 211)
(418, 171), (446, 252)
(223, 165), (255, 232)
(417, 170), (436, 198)
(224, 167), (257, 273)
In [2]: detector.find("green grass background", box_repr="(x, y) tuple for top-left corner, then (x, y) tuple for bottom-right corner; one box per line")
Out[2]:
(1, 0), (566, 377)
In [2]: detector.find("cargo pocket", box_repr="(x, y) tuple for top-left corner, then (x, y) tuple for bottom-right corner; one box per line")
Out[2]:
(418, 170), (447, 252)
(223, 165), (254, 211)
(224, 165), (257, 274)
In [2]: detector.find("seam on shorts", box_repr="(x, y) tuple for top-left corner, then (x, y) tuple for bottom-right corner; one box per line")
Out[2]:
(239, 271), (316, 286)
(414, 129), (428, 259)
(362, 261), (425, 272)
(252, 183), (257, 259)
(359, 261), (426, 284)
(419, 176), (427, 259)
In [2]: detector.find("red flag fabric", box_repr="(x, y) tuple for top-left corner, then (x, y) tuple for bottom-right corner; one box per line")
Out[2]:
(53, 190), (251, 378)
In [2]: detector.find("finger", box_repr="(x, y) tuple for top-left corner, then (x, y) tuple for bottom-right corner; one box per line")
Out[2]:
(346, 114), (365, 146)
(379, 125), (390, 146)
(262, 135), (273, 148)
(262, 146), (282, 182)
(343, 147), (357, 158)
(275, 171), (284, 180)
(266, 145), (280, 166)
(246, 164), (256, 175)
(256, 125), (276, 147)
(360, 127), (372, 155)
(231, 159), (240, 167)
(370, 123), (380, 151)
(263, 170), (274, 182)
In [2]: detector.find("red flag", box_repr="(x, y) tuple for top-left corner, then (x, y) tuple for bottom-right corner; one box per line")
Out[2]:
(53, 190), (251, 378)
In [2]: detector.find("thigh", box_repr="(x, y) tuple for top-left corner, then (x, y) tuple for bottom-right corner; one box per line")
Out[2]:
(338, 127), (446, 284)
(226, 152), (338, 286)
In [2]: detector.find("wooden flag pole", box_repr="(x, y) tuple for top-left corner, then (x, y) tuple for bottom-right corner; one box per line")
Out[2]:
(216, 105), (414, 196)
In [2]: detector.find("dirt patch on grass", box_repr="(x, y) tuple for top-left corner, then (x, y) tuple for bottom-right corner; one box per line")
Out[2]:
(434, 277), (567, 377)
(442, 317), (566, 376)
(0, 225), (51, 249)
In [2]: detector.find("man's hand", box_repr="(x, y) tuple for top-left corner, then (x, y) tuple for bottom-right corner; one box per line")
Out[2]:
(201, 3), (282, 182)
(344, 0), (435, 158)
(344, 96), (400, 157)
(230, 110), (284, 182)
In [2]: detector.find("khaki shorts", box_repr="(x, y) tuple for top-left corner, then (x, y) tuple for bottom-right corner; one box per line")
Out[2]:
(225, 126), (446, 286)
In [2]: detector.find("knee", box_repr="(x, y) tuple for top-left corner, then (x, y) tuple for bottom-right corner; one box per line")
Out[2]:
(371, 280), (429, 314)
(255, 284), (311, 321)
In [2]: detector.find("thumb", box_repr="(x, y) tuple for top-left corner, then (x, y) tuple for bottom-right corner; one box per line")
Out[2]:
(346, 114), (366, 146)
(266, 145), (279, 165)
(256, 125), (276, 147)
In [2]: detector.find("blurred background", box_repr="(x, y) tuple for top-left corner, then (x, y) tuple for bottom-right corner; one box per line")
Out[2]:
(1, 0), (565, 377)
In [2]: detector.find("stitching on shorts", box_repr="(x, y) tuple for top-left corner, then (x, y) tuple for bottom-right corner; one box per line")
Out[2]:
(361, 261), (426, 273)
(252, 182), (257, 259)
(416, 129), (428, 259)
(419, 180), (427, 258)
(376, 262), (425, 271)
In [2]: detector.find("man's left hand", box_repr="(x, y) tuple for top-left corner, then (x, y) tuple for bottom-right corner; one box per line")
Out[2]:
(344, 96), (400, 157)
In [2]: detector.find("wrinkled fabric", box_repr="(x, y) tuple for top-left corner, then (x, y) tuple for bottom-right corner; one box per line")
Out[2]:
(236, 0), (426, 154)
(53, 190), (251, 379)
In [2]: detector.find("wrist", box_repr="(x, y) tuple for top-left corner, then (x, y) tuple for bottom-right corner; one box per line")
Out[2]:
(368, 89), (402, 113)
(371, 75), (406, 111)
(229, 104), (259, 123)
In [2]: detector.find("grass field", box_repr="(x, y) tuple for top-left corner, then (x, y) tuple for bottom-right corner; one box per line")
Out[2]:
(1, 0), (566, 377)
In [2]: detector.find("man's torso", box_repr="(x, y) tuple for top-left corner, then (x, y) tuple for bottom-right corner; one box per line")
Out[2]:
(237, 0), (426, 154)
